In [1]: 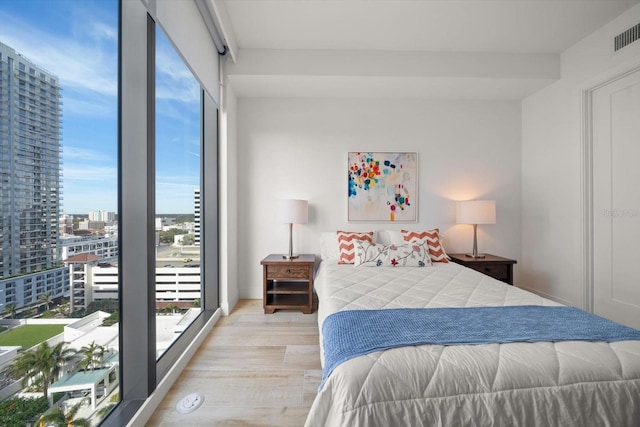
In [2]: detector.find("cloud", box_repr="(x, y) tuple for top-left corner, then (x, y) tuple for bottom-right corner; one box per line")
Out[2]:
(89, 22), (118, 42)
(63, 147), (112, 162)
(156, 35), (201, 104)
(0, 11), (118, 98)
(63, 166), (117, 182)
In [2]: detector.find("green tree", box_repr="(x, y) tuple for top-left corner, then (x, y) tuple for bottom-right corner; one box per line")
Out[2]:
(38, 293), (53, 311)
(164, 303), (179, 314)
(38, 398), (91, 427)
(55, 300), (70, 317)
(11, 342), (77, 399)
(79, 341), (106, 371)
(181, 234), (195, 245)
(0, 396), (49, 427)
(5, 303), (16, 319)
(159, 229), (186, 244)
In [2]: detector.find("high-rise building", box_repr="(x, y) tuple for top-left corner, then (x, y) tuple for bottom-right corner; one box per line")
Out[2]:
(89, 210), (116, 222)
(59, 213), (74, 235)
(0, 42), (66, 311)
(194, 188), (200, 246)
(0, 42), (62, 277)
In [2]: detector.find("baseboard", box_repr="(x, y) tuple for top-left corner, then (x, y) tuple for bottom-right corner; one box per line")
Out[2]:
(516, 284), (575, 307)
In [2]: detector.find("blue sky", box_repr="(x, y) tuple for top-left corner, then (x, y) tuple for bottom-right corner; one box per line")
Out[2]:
(0, 0), (200, 214)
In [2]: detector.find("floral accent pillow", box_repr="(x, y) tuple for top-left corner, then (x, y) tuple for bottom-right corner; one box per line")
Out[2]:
(401, 229), (449, 263)
(354, 241), (430, 267)
(388, 243), (431, 267)
(354, 240), (389, 267)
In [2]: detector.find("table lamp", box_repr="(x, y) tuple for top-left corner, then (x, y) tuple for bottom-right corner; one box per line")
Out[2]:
(277, 199), (308, 259)
(456, 200), (496, 258)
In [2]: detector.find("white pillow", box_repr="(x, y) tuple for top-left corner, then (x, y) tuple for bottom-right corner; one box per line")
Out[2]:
(320, 232), (340, 260)
(375, 230), (390, 246)
(384, 230), (405, 245)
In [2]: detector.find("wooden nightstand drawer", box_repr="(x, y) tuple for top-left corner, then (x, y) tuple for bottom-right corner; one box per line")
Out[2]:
(467, 264), (509, 280)
(448, 253), (517, 285)
(266, 265), (309, 279)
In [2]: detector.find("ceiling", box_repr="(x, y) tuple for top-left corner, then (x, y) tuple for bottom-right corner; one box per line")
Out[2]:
(214, 0), (640, 99)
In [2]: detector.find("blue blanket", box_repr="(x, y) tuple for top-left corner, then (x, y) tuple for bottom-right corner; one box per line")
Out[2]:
(321, 305), (640, 388)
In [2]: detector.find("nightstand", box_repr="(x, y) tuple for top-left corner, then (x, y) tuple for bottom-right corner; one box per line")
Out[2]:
(261, 254), (316, 314)
(448, 253), (517, 285)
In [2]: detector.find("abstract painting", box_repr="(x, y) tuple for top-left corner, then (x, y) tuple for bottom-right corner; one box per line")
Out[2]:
(348, 152), (418, 222)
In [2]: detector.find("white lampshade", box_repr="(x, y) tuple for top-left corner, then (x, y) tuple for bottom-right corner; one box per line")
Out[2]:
(456, 200), (496, 225)
(277, 199), (308, 224)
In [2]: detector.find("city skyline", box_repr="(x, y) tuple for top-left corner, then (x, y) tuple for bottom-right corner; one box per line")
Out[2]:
(0, 0), (201, 214)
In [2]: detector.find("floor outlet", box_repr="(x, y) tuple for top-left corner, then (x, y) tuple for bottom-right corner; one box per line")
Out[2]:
(176, 392), (204, 414)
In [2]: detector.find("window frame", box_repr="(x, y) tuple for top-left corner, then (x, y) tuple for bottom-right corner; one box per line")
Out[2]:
(104, 0), (220, 424)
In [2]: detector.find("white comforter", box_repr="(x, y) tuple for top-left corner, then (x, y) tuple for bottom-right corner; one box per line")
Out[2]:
(305, 261), (640, 427)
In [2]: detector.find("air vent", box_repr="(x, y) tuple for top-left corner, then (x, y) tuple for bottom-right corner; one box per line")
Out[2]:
(614, 23), (640, 52)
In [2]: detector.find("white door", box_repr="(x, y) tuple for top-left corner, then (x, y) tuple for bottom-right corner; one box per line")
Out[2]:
(592, 68), (640, 329)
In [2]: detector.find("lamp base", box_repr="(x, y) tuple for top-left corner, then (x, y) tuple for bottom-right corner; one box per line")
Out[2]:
(282, 254), (300, 260)
(465, 253), (486, 259)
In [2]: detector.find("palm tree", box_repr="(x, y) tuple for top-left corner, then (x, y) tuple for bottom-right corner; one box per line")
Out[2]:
(55, 300), (70, 317)
(12, 342), (77, 398)
(38, 398), (91, 427)
(38, 292), (52, 311)
(79, 341), (106, 371)
(4, 303), (16, 319)
(164, 303), (178, 314)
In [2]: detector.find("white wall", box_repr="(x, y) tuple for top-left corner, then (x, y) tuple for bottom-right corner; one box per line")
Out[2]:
(521, 5), (640, 305)
(237, 98), (522, 298)
(220, 84), (239, 314)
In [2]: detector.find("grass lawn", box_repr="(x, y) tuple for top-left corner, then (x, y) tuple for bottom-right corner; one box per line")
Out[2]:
(0, 325), (65, 349)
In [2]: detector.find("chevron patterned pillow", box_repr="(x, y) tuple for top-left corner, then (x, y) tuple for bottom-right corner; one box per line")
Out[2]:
(336, 231), (374, 264)
(401, 229), (449, 263)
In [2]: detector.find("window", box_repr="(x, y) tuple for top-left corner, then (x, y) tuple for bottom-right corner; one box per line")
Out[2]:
(2, 1), (221, 425)
(154, 25), (202, 359)
(0, 0), (120, 422)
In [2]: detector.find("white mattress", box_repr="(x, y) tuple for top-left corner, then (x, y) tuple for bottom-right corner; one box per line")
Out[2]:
(305, 261), (640, 426)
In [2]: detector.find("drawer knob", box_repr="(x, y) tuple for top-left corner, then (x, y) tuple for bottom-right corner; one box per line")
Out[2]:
(286, 269), (291, 274)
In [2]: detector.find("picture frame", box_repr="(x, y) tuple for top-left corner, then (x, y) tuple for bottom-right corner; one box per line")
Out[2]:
(348, 151), (418, 222)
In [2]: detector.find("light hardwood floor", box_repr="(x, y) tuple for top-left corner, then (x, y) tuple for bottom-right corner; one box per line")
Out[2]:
(146, 299), (322, 426)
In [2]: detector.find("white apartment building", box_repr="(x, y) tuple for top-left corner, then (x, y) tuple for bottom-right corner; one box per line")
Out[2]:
(155, 217), (176, 230)
(66, 264), (201, 311)
(60, 235), (119, 262)
(0, 267), (69, 313)
(89, 210), (116, 222)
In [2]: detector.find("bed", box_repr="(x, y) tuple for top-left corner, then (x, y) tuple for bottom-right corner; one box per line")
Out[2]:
(304, 259), (640, 427)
